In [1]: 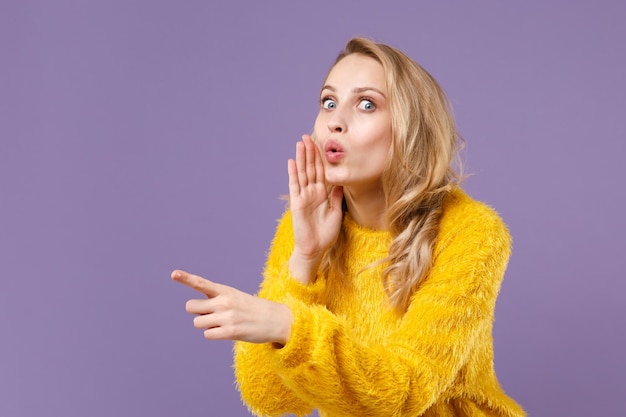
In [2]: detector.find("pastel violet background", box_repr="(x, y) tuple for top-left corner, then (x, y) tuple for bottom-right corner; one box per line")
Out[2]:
(1, 1), (624, 416)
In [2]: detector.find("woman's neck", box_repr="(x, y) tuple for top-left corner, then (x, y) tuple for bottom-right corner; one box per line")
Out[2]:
(343, 184), (387, 230)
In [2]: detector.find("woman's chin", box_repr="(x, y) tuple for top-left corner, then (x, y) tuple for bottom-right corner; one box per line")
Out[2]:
(324, 175), (345, 186)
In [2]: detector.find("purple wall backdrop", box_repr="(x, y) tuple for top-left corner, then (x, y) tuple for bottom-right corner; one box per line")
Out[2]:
(1, 1), (624, 416)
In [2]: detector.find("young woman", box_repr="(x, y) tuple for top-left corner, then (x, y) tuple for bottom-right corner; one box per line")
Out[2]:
(173, 38), (526, 417)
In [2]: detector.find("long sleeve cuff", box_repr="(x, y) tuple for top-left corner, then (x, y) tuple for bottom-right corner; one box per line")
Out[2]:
(261, 257), (327, 306)
(281, 273), (326, 305)
(271, 296), (318, 368)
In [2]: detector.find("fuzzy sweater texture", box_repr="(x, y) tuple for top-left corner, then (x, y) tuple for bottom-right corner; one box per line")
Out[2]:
(234, 189), (526, 417)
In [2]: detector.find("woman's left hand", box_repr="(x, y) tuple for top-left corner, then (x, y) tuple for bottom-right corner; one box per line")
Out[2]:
(172, 270), (293, 345)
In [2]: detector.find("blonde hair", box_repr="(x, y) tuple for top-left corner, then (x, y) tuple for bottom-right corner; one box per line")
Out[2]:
(321, 38), (463, 312)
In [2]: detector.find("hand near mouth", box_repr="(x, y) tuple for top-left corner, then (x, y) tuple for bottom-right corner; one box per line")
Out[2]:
(287, 134), (344, 284)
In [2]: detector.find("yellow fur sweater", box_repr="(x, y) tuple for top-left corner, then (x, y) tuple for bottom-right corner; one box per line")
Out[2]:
(234, 190), (525, 417)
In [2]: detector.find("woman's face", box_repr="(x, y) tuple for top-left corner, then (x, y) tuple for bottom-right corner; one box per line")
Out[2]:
(313, 53), (392, 192)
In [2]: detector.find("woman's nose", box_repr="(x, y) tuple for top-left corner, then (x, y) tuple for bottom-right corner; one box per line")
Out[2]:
(327, 115), (346, 133)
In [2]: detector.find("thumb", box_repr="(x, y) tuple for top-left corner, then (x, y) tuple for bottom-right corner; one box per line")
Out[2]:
(329, 185), (344, 210)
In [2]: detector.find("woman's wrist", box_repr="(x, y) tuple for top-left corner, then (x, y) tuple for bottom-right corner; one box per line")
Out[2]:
(288, 248), (322, 285)
(271, 302), (293, 347)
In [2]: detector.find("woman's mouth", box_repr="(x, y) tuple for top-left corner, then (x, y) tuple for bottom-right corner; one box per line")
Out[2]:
(325, 140), (345, 163)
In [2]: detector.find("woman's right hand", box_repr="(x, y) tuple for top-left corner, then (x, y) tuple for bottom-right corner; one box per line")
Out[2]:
(287, 134), (344, 284)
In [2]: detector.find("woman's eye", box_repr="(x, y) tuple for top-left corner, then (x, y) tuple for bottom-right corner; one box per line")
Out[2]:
(322, 98), (337, 110)
(358, 99), (375, 111)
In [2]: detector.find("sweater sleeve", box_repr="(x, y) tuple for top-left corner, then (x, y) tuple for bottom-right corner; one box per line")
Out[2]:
(263, 207), (512, 416)
(233, 210), (326, 417)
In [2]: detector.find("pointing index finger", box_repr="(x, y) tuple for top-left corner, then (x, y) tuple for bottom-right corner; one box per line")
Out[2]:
(171, 270), (220, 297)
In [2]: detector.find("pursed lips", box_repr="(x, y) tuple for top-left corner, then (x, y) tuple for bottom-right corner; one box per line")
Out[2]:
(324, 139), (345, 163)
(324, 139), (344, 153)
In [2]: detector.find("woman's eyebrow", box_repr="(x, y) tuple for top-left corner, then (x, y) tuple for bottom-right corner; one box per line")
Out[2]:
(320, 85), (386, 98)
(353, 87), (386, 98)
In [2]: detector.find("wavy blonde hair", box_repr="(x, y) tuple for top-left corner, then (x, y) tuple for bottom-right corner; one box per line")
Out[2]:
(320, 38), (463, 312)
